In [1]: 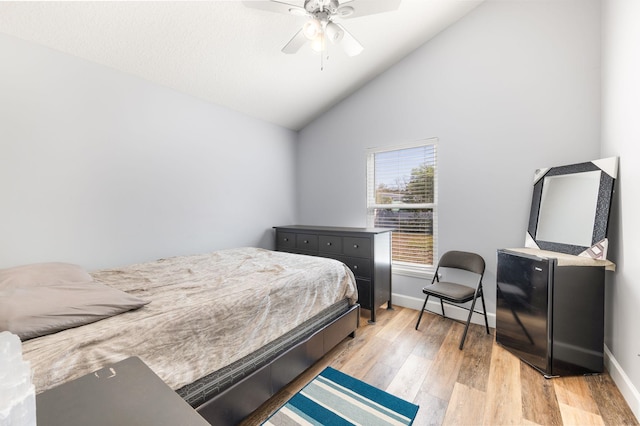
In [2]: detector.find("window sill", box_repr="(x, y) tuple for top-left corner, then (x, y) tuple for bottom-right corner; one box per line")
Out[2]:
(392, 264), (436, 280)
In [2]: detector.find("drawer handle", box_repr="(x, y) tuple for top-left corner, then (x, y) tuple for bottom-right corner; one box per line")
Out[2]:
(283, 238), (289, 242)
(353, 265), (358, 270)
(327, 242), (332, 246)
(304, 240), (309, 244)
(353, 244), (359, 249)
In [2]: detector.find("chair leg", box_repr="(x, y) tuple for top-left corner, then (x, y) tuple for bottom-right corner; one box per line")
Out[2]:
(459, 295), (479, 350)
(480, 289), (490, 335)
(415, 295), (429, 330)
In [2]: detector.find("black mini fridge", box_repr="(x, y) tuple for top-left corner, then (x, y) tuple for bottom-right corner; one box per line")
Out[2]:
(496, 249), (605, 377)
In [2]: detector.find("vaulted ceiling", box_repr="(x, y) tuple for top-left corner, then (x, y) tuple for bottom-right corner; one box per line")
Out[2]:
(0, 1), (484, 130)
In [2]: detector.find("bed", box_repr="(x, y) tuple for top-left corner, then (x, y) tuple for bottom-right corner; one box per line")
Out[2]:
(1, 247), (359, 425)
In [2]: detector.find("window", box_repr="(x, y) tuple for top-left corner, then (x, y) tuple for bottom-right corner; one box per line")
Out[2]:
(366, 139), (437, 274)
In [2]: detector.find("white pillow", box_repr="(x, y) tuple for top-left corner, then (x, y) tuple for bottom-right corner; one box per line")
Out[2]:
(0, 262), (93, 289)
(0, 263), (149, 340)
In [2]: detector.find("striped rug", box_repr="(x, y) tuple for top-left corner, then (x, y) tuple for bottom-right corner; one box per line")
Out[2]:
(262, 367), (419, 426)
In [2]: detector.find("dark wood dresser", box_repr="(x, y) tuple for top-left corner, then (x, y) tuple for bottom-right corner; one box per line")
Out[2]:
(274, 225), (392, 323)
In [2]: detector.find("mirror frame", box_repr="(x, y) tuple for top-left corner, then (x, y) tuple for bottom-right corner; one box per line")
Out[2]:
(525, 157), (618, 259)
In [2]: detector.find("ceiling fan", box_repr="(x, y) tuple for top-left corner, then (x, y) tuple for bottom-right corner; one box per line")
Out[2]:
(243, 0), (401, 57)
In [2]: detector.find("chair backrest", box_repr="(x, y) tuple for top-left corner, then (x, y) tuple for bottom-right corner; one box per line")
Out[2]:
(437, 251), (485, 276)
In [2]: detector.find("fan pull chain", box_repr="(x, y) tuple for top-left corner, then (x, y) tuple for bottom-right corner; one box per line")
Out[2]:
(319, 38), (329, 71)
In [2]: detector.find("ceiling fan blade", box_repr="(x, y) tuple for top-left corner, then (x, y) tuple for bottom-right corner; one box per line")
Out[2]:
(337, 0), (401, 19)
(336, 24), (363, 56)
(242, 1), (306, 16)
(281, 29), (308, 54)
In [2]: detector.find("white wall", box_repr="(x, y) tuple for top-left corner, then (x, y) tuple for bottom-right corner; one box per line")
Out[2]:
(0, 34), (298, 270)
(297, 0), (601, 317)
(601, 0), (640, 417)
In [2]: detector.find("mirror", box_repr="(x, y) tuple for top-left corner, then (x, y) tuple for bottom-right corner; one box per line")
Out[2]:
(525, 157), (618, 259)
(536, 170), (601, 247)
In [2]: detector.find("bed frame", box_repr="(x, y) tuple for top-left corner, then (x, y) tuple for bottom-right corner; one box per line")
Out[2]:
(195, 303), (360, 425)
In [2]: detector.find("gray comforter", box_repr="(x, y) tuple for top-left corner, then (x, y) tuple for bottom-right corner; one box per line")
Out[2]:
(22, 247), (357, 393)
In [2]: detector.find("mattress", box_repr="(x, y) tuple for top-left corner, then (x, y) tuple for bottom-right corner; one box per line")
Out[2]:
(22, 247), (357, 394)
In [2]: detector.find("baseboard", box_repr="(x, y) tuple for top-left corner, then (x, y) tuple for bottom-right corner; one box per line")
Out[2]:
(392, 293), (496, 328)
(604, 345), (640, 421)
(393, 293), (639, 422)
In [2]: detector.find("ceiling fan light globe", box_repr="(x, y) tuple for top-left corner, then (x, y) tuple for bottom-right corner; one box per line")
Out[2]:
(302, 18), (322, 40)
(325, 22), (344, 44)
(310, 33), (326, 52)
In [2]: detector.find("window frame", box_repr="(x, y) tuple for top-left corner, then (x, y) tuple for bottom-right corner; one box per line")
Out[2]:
(366, 138), (438, 278)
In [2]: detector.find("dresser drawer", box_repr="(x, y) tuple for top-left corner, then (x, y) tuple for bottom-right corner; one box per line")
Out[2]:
(343, 237), (371, 258)
(355, 279), (372, 310)
(318, 235), (343, 255)
(276, 232), (296, 250)
(296, 234), (318, 252)
(338, 256), (371, 279)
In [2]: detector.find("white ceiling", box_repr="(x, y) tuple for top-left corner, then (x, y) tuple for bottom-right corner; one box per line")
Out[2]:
(0, 0), (484, 130)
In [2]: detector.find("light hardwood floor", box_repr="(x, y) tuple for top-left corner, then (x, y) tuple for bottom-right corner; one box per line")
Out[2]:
(242, 306), (638, 426)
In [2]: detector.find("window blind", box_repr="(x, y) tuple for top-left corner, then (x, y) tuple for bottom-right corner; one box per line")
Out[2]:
(366, 140), (438, 270)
